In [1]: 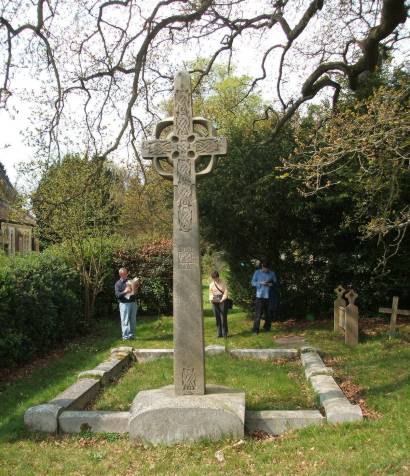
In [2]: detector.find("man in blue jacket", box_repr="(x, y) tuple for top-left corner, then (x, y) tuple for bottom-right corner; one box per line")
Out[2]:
(251, 260), (278, 334)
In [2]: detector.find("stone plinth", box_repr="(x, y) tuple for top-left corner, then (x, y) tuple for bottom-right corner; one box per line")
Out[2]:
(129, 385), (245, 445)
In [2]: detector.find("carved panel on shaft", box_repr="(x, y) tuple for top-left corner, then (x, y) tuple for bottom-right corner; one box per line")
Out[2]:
(182, 368), (196, 393)
(174, 90), (191, 136)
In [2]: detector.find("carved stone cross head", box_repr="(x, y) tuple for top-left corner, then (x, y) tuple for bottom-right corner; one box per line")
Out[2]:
(141, 71), (227, 182)
(345, 289), (358, 305)
(334, 285), (346, 298)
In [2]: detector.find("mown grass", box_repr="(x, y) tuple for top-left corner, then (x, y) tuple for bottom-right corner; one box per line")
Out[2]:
(0, 292), (410, 475)
(93, 354), (316, 412)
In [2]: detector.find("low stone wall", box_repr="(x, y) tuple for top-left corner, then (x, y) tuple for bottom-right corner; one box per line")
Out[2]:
(25, 343), (362, 439)
(24, 347), (134, 433)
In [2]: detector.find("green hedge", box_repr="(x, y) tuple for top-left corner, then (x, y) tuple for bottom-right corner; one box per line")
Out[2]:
(0, 238), (173, 368)
(0, 252), (84, 368)
(111, 239), (173, 315)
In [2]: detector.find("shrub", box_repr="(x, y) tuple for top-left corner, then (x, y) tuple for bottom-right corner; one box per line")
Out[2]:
(111, 239), (173, 315)
(0, 252), (84, 368)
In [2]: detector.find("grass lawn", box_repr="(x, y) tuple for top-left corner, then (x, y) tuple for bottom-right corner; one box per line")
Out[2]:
(0, 294), (410, 475)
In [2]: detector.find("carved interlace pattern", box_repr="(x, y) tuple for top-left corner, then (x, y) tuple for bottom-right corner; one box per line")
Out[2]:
(182, 367), (196, 392)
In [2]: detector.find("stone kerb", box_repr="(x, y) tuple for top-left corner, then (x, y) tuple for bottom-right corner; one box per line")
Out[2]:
(301, 351), (333, 379)
(300, 349), (363, 424)
(246, 410), (324, 435)
(25, 347), (133, 433)
(59, 411), (130, 434)
(26, 345), (363, 437)
(229, 348), (298, 361)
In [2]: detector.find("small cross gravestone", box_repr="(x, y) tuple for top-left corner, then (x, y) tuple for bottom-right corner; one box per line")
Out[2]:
(345, 289), (359, 346)
(334, 285), (346, 332)
(379, 296), (410, 336)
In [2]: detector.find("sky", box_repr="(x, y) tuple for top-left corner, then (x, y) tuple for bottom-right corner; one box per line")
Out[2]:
(0, 0), (408, 188)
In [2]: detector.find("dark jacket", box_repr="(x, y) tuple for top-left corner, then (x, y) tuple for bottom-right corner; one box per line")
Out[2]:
(115, 278), (137, 303)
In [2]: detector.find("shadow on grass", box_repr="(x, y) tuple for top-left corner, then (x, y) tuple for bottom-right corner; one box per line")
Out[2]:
(0, 321), (121, 444)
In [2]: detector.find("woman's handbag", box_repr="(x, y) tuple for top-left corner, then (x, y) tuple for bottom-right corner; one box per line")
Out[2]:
(214, 282), (233, 309)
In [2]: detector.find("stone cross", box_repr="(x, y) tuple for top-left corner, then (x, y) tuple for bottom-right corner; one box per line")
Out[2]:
(333, 285), (346, 332)
(379, 296), (410, 336)
(345, 289), (359, 346)
(142, 71), (227, 396)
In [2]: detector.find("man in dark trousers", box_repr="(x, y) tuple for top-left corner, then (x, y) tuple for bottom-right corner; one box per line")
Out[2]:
(114, 267), (138, 340)
(251, 260), (278, 333)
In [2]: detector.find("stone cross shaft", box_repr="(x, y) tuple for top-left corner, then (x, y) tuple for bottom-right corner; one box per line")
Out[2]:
(142, 71), (227, 396)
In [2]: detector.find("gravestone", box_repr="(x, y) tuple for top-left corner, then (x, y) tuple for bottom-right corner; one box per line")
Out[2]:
(379, 296), (410, 336)
(129, 71), (244, 444)
(333, 285), (346, 332)
(345, 289), (359, 346)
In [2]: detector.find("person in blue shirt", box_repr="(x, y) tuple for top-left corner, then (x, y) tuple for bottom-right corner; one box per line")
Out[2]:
(251, 260), (278, 334)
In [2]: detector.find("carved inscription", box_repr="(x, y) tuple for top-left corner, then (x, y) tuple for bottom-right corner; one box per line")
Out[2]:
(182, 368), (196, 392)
(178, 247), (194, 269)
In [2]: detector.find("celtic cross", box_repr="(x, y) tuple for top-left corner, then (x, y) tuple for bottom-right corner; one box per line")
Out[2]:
(142, 71), (227, 395)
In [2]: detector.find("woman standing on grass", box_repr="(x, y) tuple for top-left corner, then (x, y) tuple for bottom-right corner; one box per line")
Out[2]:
(209, 271), (229, 338)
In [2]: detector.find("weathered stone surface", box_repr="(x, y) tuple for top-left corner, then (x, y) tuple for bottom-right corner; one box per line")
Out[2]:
(50, 378), (100, 410)
(129, 385), (245, 445)
(133, 348), (174, 363)
(24, 404), (62, 433)
(301, 351), (333, 379)
(111, 346), (134, 355)
(300, 346), (320, 354)
(95, 357), (130, 383)
(309, 374), (362, 423)
(274, 336), (307, 348)
(205, 345), (225, 356)
(141, 71), (227, 396)
(77, 356), (130, 386)
(245, 410), (324, 435)
(309, 374), (346, 404)
(78, 370), (105, 382)
(325, 401), (363, 423)
(59, 411), (130, 434)
(229, 348), (298, 361)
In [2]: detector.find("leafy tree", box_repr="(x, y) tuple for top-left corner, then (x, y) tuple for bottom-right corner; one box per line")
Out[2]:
(285, 73), (410, 265)
(32, 155), (121, 319)
(0, 0), (407, 167)
(120, 167), (173, 240)
(197, 70), (410, 317)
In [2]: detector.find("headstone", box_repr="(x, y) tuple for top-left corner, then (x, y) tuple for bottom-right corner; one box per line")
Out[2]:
(333, 285), (346, 332)
(142, 71), (227, 396)
(345, 289), (359, 346)
(379, 296), (410, 336)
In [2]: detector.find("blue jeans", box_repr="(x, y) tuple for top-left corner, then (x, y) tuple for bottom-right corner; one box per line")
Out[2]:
(119, 301), (137, 339)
